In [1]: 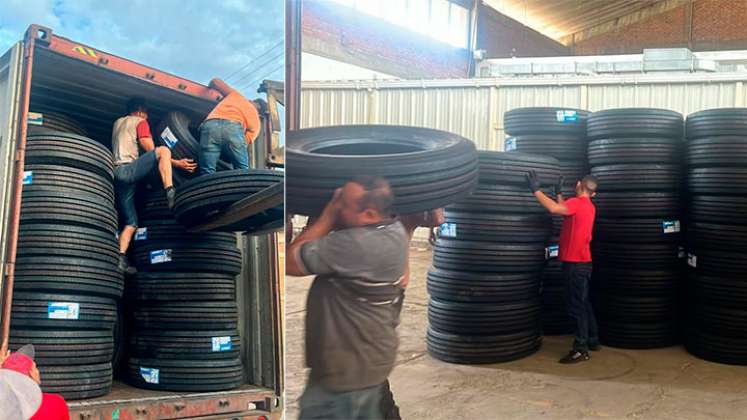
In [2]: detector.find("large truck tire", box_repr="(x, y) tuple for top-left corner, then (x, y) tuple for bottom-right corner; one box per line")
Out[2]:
(129, 272), (236, 301)
(10, 292), (117, 330)
(287, 125), (479, 215)
(593, 192), (681, 218)
(426, 268), (539, 303)
(504, 134), (586, 159)
(504, 107), (589, 136)
(38, 363), (112, 400)
(686, 136), (747, 167)
(588, 138), (681, 166)
(595, 267), (679, 296)
(477, 151), (560, 187)
(441, 211), (551, 243)
(22, 164), (114, 205)
(447, 184), (549, 214)
(27, 111), (87, 136)
(433, 239), (546, 273)
(428, 298), (540, 334)
(134, 302), (238, 330)
(592, 241), (680, 268)
(686, 108), (747, 139)
(25, 132), (113, 180)
(689, 195), (747, 224)
(686, 328), (747, 365)
(599, 320), (678, 349)
(130, 330), (240, 360)
(21, 190), (118, 233)
(132, 219), (236, 246)
(132, 242), (241, 275)
(687, 167), (747, 194)
(126, 357), (244, 391)
(426, 328), (541, 364)
(594, 218), (682, 243)
(9, 329), (114, 365)
(587, 108), (683, 140)
(591, 164), (680, 191)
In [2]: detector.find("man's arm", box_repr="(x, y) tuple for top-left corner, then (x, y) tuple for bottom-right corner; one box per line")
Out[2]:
(286, 189), (342, 276)
(209, 78), (236, 97)
(527, 171), (569, 215)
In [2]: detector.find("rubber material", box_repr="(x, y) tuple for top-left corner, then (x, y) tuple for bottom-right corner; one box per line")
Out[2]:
(126, 357), (244, 391)
(22, 164), (114, 205)
(428, 298), (540, 334)
(9, 329), (114, 365)
(504, 107), (589, 136)
(132, 242), (242, 275)
(477, 151), (560, 186)
(686, 136), (747, 167)
(686, 328), (747, 365)
(27, 111), (87, 136)
(688, 167), (747, 194)
(38, 363), (112, 400)
(426, 328), (541, 364)
(591, 164), (681, 191)
(426, 268), (540, 303)
(587, 108), (683, 140)
(592, 241), (680, 268)
(21, 190), (118, 233)
(594, 218), (682, 243)
(129, 272), (236, 301)
(441, 211), (551, 243)
(686, 108), (747, 139)
(134, 302), (238, 330)
(593, 192), (681, 218)
(433, 239), (546, 273)
(26, 132), (113, 180)
(588, 138), (681, 166)
(447, 184), (550, 214)
(595, 267), (679, 296)
(505, 134), (587, 159)
(130, 330), (240, 359)
(689, 195), (747, 224)
(11, 292), (117, 329)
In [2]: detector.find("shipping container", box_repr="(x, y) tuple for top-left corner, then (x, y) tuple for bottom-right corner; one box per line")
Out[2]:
(0, 25), (283, 419)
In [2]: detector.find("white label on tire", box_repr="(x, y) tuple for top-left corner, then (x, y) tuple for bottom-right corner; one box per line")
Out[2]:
(27, 112), (43, 126)
(22, 171), (33, 185)
(556, 110), (578, 122)
(134, 227), (148, 241)
(687, 253), (697, 267)
(48, 302), (79, 320)
(439, 223), (457, 238)
(140, 367), (159, 384)
(150, 249), (172, 264)
(504, 137), (517, 151)
(678, 246), (685, 259)
(212, 336), (232, 352)
(662, 220), (680, 234)
(546, 245), (559, 259)
(161, 126), (179, 148)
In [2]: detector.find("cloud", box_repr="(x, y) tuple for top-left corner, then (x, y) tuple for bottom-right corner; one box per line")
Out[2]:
(0, 0), (284, 98)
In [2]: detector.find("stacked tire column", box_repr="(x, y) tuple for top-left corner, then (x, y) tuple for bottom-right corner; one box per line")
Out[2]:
(587, 109), (684, 348)
(685, 108), (747, 364)
(125, 193), (245, 390)
(426, 152), (559, 363)
(10, 131), (122, 400)
(504, 107), (590, 335)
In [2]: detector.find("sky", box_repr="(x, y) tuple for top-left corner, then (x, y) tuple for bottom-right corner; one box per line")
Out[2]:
(0, 0), (285, 99)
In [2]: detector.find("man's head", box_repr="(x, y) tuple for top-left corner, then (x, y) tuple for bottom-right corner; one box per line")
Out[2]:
(336, 176), (394, 228)
(575, 175), (598, 198)
(127, 97), (148, 118)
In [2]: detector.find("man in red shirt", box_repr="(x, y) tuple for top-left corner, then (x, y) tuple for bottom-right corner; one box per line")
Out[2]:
(1, 344), (69, 419)
(527, 171), (599, 364)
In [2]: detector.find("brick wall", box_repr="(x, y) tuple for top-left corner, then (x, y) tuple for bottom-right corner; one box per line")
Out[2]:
(573, 0), (747, 55)
(476, 3), (569, 58)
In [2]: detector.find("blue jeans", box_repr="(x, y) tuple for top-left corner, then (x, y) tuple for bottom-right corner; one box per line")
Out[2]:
(563, 262), (599, 352)
(114, 150), (158, 227)
(299, 381), (384, 420)
(198, 119), (250, 175)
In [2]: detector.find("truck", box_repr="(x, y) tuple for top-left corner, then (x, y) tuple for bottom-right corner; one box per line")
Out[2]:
(0, 25), (284, 419)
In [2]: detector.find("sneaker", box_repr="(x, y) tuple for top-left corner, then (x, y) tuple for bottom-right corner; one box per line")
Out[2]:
(559, 350), (590, 364)
(589, 343), (601, 352)
(118, 254), (137, 275)
(165, 186), (176, 211)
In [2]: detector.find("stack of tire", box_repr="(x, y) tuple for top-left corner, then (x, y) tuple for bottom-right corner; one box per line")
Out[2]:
(504, 107), (590, 335)
(587, 108), (684, 348)
(685, 108), (747, 364)
(125, 192), (245, 391)
(426, 152), (558, 364)
(10, 127), (121, 400)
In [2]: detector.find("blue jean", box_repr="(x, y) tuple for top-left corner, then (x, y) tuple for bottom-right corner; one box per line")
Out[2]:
(299, 381), (384, 420)
(563, 262), (599, 352)
(114, 150), (158, 227)
(198, 119), (250, 175)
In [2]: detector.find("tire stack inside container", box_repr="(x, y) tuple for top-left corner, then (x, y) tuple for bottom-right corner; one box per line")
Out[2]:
(426, 152), (558, 363)
(504, 107), (590, 335)
(587, 108), (684, 349)
(684, 108), (747, 364)
(10, 124), (122, 400)
(125, 192), (245, 391)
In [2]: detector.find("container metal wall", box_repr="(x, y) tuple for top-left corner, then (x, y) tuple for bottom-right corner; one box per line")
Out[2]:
(301, 74), (747, 150)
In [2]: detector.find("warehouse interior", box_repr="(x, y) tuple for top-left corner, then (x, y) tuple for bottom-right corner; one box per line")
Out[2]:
(289, 1), (747, 418)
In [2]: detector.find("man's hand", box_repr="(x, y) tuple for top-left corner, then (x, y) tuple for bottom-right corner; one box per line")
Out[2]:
(318, 188), (343, 225)
(173, 158), (197, 173)
(526, 170), (541, 193)
(555, 175), (565, 197)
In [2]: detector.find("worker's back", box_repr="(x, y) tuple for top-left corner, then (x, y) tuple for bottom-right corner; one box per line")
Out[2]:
(558, 196), (595, 263)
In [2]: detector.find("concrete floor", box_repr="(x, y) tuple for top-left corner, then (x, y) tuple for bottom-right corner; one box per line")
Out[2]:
(286, 246), (747, 419)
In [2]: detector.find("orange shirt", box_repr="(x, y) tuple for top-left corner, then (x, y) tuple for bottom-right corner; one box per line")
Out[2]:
(206, 91), (261, 144)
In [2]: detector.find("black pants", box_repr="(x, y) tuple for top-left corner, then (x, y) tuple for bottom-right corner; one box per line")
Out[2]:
(563, 262), (599, 352)
(380, 380), (401, 420)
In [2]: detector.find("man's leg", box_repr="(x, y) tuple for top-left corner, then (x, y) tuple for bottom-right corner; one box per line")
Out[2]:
(584, 264), (600, 349)
(197, 120), (223, 175)
(225, 120), (250, 170)
(155, 146), (173, 188)
(561, 263), (590, 363)
(299, 381), (384, 420)
(379, 380), (401, 420)
(113, 179), (138, 275)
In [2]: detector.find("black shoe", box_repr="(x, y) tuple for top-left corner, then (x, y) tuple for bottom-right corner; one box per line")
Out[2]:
(559, 350), (590, 364)
(589, 343), (601, 352)
(165, 187), (176, 211)
(118, 254), (137, 275)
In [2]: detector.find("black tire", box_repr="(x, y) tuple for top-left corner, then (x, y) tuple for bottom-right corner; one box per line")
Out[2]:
(129, 272), (236, 301)
(505, 134), (587, 159)
(447, 184), (549, 214)
(9, 329), (114, 365)
(428, 298), (540, 334)
(132, 242), (241, 275)
(11, 292), (117, 330)
(14, 255), (123, 299)
(689, 195), (747, 224)
(592, 241), (680, 268)
(440, 211), (551, 243)
(156, 111), (232, 172)
(38, 363), (112, 400)
(477, 151), (560, 187)
(686, 108), (747, 139)
(287, 125), (478, 215)
(133, 302), (238, 330)
(599, 294), (677, 321)
(591, 164), (681, 192)
(140, 190), (174, 222)
(594, 192), (681, 218)
(27, 111), (87, 136)
(587, 108), (683, 140)
(22, 164), (114, 205)
(18, 224), (119, 264)
(26, 132), (113, 180)
(132, 219), (236, 246)
(691, 303), (746, 338)
(686, 136), (747, 167)
(21, 190), (118, 233)
(689, 222), (747, 249)
(599, 320), (678, 349)
(126, 357), (244, 391)
(689, 247), (747, 276)
(686, 328), (747, 365)
(174, 169), (284, 231)
(688, 272), (747, 307)
(504, 107), (589, 136)
(433, 239), (546, 273)
(688, 168), (747, 194)
(588, 138), (681, 166)
(595, 267), (679, 296)
(426, 328), (541, 364)
(130, 330), (240, 360)
(426, 268), (539, 303)
(594, 218), (682, 243)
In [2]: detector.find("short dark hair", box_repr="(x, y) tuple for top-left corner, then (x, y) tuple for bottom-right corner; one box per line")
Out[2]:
(127, 97), (148, 114)
(581, 175), (598, 193)
(351, 176), (394, 214)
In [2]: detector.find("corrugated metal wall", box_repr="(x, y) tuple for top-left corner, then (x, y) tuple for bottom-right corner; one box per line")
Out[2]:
(301, 74), (747, 150)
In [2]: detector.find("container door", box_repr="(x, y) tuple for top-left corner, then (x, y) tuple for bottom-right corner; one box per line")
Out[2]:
(0, 43), (24, 307)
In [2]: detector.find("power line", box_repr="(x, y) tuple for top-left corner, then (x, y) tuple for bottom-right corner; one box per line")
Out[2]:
(238, 63), (284, 93)
(231, 50), (284, 86)
(224, 40), (283, 82)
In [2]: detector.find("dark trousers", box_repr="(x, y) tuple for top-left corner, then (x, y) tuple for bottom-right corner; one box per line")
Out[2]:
(562, 262), (598, 352)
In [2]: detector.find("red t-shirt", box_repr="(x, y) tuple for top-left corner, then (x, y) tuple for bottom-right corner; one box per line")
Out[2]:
(31, 393), (69, 420)
(558, 196), (596, 263)
(136, 119), (152, 140)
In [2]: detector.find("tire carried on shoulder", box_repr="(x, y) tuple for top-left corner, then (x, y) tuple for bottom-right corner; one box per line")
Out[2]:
(286, 125), (479, 215)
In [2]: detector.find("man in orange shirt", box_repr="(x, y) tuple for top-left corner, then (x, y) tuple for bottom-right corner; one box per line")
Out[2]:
(198, 78), (262, 175)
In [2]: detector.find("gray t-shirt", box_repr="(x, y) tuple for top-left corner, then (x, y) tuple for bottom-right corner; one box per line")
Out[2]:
(300, 220), (409, 392)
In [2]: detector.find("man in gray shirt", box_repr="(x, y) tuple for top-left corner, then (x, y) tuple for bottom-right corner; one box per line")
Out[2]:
(287, 176), (409, 420)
